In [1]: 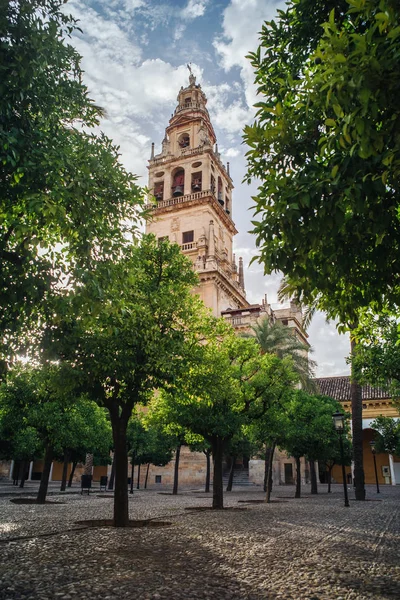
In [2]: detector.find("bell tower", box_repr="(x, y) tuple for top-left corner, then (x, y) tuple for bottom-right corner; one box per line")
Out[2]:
(146, 68), (248, 316)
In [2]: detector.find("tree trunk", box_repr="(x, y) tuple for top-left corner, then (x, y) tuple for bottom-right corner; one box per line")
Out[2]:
(13, 461), (19, 485)
(136, 463), (141, 489)
(310, 460), (318, 494)
(144, 463), (150, 489)
(204, 449), (211, 493)
(19, 460), (27, 488)
(172, 444), (181, 495)
(68, 460), (78, 487)
(351, 337), (366, 500)
(60, 450), (70, 491)
(295, 456), (301, 499)
(263, 452), (268, 492)
(226, 455), (236, 492)
(83, 453), (94, 477)
(327, 466), (332, 493)
(212, 438), (224, 509)
(68, 460), (77, 487)
(111, 416), (129, 527)
(265, 442), (276, 503)
(130, 458), (134, 494)
(37, 445), (53, 504)
(108, 453), (115, 490)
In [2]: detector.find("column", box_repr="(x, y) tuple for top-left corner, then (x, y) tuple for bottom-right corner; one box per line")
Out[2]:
(28, 461), (33, 481)
(49, 462), (54, 482)
(389, 454), (396, 486)
(9, 460), (14, 480)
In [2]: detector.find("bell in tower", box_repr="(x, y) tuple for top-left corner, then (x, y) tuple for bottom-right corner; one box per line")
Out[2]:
(172, 168), (184, 197)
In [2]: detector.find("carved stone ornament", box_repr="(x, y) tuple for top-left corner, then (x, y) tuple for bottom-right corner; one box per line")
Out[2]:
(171, 217), (180, 232)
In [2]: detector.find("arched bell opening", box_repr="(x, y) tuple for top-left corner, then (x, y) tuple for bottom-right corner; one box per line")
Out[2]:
(225, 188), (230, 214)
(191, 171), (202, 192)
(154, 181), (164, 202)
(178, 132), (190, 149)
(217, 177), (224, 206)
(171, 168), (185, 197)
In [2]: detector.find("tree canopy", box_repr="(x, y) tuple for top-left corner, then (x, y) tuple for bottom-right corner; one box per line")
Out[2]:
(353, 313), (400, 404)
(0, 0), (144, 365)
(155, 330), (297, 508)
(244, 0), (400, 322)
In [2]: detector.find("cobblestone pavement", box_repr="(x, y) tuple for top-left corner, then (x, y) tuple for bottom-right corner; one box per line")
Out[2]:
(0, 483), (399, 600)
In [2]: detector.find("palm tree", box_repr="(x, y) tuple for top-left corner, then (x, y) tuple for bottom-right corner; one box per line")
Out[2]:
(249, 318), (317, 391)
(244, 313), (316, 502)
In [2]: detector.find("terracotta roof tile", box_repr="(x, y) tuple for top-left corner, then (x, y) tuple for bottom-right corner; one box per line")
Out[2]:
(315, 376), (390, 401)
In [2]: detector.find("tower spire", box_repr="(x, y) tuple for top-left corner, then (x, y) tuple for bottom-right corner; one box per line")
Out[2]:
(238, 257), (245, 291)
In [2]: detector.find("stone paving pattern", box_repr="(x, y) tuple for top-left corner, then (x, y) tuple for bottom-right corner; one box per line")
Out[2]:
(0, 483), (399, 599)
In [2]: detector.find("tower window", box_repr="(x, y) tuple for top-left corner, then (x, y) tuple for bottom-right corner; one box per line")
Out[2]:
(191, 171), (202, 192)
(178, 133), (190, 148)
(217, 177), (223, 205)
(185, 97), (191, 105)
(172, 169), (184, 197)
(154, 181), (164, 201)
(182, 230), (194, 244)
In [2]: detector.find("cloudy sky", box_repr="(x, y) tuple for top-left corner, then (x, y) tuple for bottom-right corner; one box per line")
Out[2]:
(65, 0), (351, 377)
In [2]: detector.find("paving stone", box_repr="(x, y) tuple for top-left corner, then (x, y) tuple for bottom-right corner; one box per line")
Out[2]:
(0, 484), (399, 599)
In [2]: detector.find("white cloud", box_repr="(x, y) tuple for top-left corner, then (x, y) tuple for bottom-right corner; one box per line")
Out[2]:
(224, 147), (240, 157)
(182, 0), (209, 20)
(214, 0), (286, 109)
(174, 23), (186, 41)
(204, 83), (253, 135)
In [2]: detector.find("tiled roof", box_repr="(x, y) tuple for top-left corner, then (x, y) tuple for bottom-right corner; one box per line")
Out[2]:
(315, 376), (390, 401)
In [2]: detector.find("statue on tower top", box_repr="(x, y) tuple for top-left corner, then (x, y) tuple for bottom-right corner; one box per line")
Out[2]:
(187, 63), (196, 86)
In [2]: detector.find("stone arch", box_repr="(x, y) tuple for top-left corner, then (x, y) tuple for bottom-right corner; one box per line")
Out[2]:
(177, 132), (190, 149)
(171, 167), (185, 197)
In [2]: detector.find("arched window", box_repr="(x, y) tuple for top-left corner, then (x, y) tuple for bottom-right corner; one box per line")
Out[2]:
(172, 168), (185, 197)
(217, 177), (223, 205)
(178, 133), (190, 148)
(191, 171), (202, 192)
(154, 181), (164, 201)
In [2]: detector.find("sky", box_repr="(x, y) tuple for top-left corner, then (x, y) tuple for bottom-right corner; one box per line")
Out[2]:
(64, 0), (351, 377)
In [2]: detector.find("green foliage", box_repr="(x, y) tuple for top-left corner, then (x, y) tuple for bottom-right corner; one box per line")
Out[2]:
(279, 391), (349, 461)
(127, 414), (173, 467)
(0, 364), (111, 461)
(246, 318), (316, 390)
(245, 0), (400, 322)
(44, 236), (201, 419)
(353, 312), (400, 403)
(0, 0), (144, 363)
(371, 415), (400, 455)
(153, 330), (297, 449)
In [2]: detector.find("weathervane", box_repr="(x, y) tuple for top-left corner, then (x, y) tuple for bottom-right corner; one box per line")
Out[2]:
(187, 62), (195, 85)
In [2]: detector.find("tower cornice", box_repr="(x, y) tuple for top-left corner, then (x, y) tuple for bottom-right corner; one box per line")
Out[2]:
(145, 189), (237, 236)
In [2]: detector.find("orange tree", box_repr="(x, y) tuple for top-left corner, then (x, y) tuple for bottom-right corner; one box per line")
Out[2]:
(244, 0), (400, 500)
(0, 1), (144, 368)
(152, 332), (297, 509)
(44, 236), (205, 526)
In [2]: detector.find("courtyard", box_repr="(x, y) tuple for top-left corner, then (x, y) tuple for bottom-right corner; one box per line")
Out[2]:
(0, 483), (399, 600)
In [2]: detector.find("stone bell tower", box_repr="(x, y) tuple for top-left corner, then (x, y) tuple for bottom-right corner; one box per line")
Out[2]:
(146, 68), (248, 316)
